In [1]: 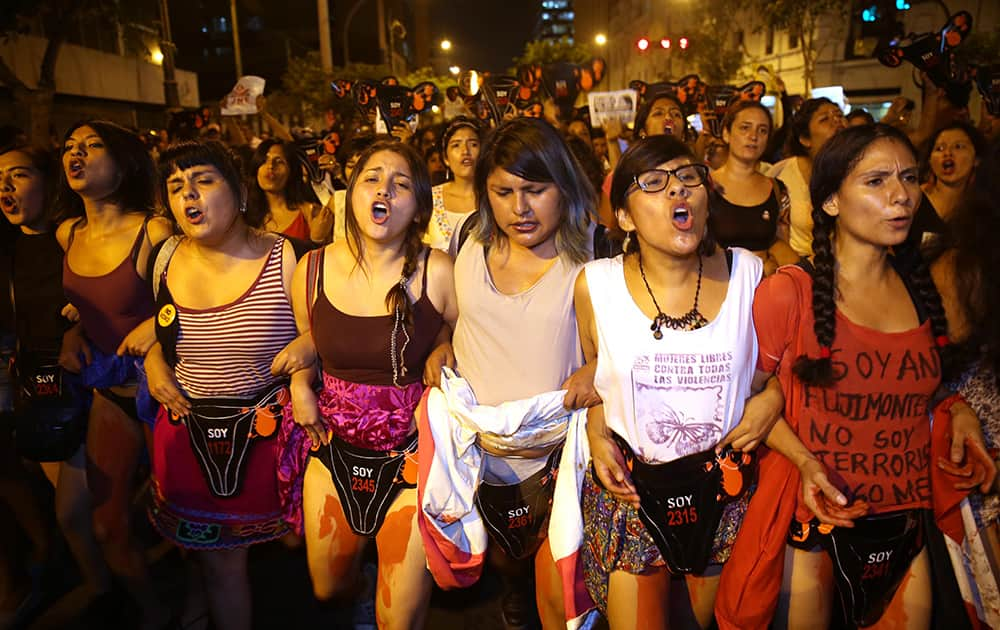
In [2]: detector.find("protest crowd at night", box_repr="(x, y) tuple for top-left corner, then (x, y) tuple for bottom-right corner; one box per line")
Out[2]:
(1, 1), (1000, 628)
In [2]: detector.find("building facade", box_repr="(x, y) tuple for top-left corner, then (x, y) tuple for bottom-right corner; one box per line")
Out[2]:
(576, 0), (998, 120)
(536, 0), (577, 43)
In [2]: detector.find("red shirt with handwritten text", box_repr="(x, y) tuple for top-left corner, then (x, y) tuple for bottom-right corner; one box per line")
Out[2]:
(754, 266), (940, 513)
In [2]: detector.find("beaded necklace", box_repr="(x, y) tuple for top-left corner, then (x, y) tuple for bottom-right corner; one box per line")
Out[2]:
(637, 253), (709, 338)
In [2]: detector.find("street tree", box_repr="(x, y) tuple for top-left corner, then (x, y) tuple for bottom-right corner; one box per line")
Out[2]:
(689, 0), (747, 85)
(512, 37), (594, 70)
(0, 0), (91, 145)
(748, 0), (848, 93)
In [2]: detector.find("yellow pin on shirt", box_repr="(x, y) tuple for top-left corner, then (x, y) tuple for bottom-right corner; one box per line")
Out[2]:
(158, 304), (176, 327)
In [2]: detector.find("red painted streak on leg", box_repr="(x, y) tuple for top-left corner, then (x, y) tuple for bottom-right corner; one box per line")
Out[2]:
(378, 505), (416, 611)
(319, 494), (341, 540)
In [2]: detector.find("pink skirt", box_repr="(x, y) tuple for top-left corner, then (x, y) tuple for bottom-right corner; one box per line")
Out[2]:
(277, 371), (423, 535)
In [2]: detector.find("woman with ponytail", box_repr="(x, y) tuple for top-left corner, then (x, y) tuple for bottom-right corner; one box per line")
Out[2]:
(717, 123), (995, 629)
(279, 140), (457, 628)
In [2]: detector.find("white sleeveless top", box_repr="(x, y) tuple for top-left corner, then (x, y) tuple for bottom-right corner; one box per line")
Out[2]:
(586, 249), (761, 464)
(452, 226), (595, 406)
(423, 184), (474, 252)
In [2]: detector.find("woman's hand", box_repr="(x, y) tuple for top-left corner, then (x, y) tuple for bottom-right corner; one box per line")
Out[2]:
(938, 401), (998, 493)
(116, 318), (156, 357)
(61, 303), (80, 323)
(603, 117), (623, 141)
(390, 122), (414, 144)
(423, 341), (455, 388)
(587, 407), (639, 508)
(798, 458), (869, 527)
(271, 333), (317, 376)
(291, 375), (327, 448)
(59, 324), (91, 373)
(145, 343), (191, 417)
(561, 360), (601, 409)
(719, 377), (784, 452)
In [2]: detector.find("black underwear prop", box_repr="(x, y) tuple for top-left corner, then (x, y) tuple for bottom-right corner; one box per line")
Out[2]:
(171, 383), (287, 498)
(474, 446), (563, 561)
(609, 435), (755, 575)
(790, 510), (925, 628)
(312, 432), (418, 537)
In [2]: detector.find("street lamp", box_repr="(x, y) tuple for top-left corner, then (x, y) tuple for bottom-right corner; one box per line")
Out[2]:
(449, 65), (460, 75)
(440, 39), (452, 51)
(595, 33), (607, 46)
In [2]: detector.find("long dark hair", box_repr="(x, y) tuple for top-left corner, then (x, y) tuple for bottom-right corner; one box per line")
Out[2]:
(783, 97), (834, 158)
(937, 139), (1000, 382)
(342, 140), (432, 325)
(472, 117), (595, 264)
(247, 139), (317, 217)
(610, 135), (715, 257)
(157, 141), (261, 228)
(634, 93), (686, 139)
(793, 123), (954, 387)
(54, 120), (156, 222)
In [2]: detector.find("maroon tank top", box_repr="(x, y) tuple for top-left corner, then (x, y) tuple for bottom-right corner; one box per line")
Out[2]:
(312, 249), (444, 386)
(63, 217), (156, 355)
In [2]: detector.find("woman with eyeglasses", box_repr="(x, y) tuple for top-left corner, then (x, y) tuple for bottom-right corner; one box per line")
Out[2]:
(575, 135), (781, 629)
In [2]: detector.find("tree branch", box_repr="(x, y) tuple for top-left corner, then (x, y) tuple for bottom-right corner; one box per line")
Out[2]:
(37, 36), (62, 89)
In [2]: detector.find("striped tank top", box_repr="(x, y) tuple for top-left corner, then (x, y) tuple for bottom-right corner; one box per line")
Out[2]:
(173, 237), (297, 398)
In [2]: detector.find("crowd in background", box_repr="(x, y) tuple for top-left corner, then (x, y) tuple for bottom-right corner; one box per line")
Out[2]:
(0, 61), (999, 630)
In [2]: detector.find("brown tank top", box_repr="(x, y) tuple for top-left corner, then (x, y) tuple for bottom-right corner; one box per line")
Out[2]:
(63, 217), (155, 355)
(312, 249), (444, 386)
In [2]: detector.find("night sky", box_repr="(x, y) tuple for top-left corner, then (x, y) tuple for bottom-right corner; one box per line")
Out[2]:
(430, 0), (539, 73)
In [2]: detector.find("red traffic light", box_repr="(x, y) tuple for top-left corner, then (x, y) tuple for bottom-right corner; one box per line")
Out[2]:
(637, 37), (650, 51)
(679, 36), (689, 49)
(660, 38), (671, 49)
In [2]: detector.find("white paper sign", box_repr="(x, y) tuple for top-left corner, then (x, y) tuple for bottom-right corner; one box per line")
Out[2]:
(221, 75), (266, 116)
(588, 89), (638, 128)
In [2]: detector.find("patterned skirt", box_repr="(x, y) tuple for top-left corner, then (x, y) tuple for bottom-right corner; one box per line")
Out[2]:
(580, 467), (750, 613)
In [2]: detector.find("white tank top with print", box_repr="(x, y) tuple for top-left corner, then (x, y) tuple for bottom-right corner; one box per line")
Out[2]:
(586, 249), (761, 464)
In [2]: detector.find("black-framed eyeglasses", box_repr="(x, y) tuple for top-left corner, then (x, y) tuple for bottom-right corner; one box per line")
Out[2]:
(631, 164), (709, 193)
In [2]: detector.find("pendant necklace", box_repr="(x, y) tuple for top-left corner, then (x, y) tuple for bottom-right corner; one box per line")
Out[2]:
(638, 253), (709, 338)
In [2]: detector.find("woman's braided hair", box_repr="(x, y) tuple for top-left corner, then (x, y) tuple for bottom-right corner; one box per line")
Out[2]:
(792, 123), (955, 387)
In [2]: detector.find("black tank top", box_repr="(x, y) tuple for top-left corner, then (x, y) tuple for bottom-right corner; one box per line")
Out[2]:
(708, 183), (781, 252)
(12, 232), (68, 352)
(312, 249), (444, 386)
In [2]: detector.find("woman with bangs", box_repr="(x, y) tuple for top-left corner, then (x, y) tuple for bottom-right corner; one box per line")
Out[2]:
(248, 138), (331, 244)
(56, 120), (174, 629)
(597, 92), (689, 230)
(420, 117), (608, 629)
(709, 101), (799, 275)
(142, 140), (302, 630)
(279, 140), (457, 628)
(575, 135), (777, 629)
